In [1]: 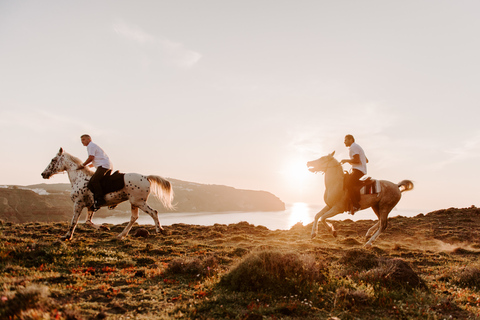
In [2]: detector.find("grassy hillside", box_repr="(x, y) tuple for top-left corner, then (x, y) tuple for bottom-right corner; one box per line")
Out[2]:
(2, 206), (480, 319)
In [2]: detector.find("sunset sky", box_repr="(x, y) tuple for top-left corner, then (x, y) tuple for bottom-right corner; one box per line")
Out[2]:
(1, 1), (479, 213)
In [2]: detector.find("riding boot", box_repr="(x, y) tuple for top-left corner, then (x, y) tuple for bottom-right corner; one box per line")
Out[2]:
(350, 190), (361, 215)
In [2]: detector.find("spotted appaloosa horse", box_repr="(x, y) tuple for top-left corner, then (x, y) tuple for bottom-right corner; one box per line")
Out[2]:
(41, 148), (174, 240)
(307, 151), (414, 246)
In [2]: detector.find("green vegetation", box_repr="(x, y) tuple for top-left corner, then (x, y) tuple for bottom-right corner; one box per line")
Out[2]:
(2, 207), (480, 319)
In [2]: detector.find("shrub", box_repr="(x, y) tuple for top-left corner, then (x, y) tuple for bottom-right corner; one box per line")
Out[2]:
(359, 258), (424, 290)
(337, 249), (379, 272)
(334, 286), (370, 308)
(166, 255), (218, 278)
(219, 249), (327, 297)
(452, 264), (480, 289)
(0, 284), (50, 318)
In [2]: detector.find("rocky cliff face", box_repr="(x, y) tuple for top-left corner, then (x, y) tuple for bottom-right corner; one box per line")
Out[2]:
(0, 179), (285, 223)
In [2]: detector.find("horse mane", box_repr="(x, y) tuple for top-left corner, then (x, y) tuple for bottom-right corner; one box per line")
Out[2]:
(64, 153), (83, 166)
(63, 152), (93, 174)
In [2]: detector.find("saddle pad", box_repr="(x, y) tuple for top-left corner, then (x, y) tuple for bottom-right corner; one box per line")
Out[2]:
(360, 179), (381, 195)
(87, 171), (125, 194)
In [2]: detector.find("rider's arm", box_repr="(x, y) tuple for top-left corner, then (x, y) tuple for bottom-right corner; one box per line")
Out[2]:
(341, 154), (361, 165)
(82, 155), (95, 167)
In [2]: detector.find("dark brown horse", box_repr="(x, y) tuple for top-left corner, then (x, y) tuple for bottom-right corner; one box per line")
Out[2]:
(307, 151), (413, 246)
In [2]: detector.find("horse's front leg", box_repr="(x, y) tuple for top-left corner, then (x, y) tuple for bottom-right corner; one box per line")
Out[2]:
(311, 205), (331, 239)
(117, 205), (139, 240)
(61, 202), (84, 241)
(318, 206), (343, 238)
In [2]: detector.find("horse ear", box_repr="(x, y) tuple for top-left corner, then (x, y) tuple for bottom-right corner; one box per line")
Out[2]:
(330, 151), (335, 157)
(58, 148), (64, 155)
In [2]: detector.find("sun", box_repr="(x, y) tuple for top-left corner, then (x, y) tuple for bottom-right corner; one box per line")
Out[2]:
(281, 157), (311, 187)
(288, 202), (311, 227)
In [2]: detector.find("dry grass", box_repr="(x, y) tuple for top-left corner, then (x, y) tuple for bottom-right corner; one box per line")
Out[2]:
(2, 207), (480, 319)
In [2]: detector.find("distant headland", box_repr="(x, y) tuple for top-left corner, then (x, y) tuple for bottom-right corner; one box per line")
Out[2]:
(0, 178), (285, 223)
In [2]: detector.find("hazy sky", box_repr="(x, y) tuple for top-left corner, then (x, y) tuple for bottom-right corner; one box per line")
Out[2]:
(1, 1), (479, 212)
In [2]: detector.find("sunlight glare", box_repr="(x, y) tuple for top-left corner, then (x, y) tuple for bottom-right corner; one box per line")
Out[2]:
(288, 202), (311, 228)
(281, 158), (311, 185)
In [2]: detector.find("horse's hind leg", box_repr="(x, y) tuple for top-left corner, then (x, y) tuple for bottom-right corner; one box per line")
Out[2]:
(365, 205), (390, 247)
(117, 205), (139, 240)
(85, 209), (101, 230)
(365, 221), (380, 240)
(138, 202), (164, 235)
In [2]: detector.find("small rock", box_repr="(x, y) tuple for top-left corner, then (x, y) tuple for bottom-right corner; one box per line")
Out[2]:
(133, 228), (150, 238)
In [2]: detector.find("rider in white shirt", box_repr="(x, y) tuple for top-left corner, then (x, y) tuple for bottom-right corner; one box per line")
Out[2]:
(79, 134), (112, 209)
(340, 134), (368, 214)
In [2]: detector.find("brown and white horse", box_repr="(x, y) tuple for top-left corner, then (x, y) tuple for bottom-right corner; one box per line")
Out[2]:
(307, 151), (413, 246)
(41, 148), (174, 240)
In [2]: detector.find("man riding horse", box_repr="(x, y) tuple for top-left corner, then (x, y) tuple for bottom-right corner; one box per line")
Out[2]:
(79, 134), (112, 210)
(340, 134), (368, 215)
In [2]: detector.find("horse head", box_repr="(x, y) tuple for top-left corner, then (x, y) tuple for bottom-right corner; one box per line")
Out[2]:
(41, 148), (66, 179)
(307, 151), (337, 173)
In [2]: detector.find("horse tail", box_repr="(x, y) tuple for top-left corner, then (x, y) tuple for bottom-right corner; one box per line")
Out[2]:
(147, 175), (175, 210)
(397, 180), (414, 193)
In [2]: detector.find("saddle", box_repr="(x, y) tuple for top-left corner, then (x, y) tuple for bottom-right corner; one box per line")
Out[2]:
(87, 170), (125, 195)
(343, 173), (381, 195)
(360, 178), (381, 195)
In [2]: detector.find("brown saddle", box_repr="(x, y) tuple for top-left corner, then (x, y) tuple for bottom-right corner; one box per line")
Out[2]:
(343, 173), (380, 195)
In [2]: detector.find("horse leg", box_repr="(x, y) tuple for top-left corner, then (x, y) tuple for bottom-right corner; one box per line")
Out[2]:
(364, 186), (401, 247)
(311, 205), (331, 239)
(364, 205), (390, 247)
(61, 202), (84, 241)
(365, 218), (388, 247)
(365, 221), (380, 240)
(138, 202), (164, 234)
(365, 205), (381, 240)
(85, 208), (101, 230)
(117, 205), (139, 240)
(319, 206), (343, 238)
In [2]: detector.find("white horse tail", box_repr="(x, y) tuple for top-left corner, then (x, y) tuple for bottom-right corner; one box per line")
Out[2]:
(397, 180), (414, 193)
(147, 175), (175, 210)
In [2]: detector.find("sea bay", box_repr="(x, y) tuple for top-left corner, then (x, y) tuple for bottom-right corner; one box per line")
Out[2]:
(89, 203), (427, 231)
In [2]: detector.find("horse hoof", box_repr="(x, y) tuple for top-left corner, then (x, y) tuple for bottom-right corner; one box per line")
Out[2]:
(60, 236), (71, 241)
(100, 225), (110, 231)
(364, 243), (372, 248)
(311, 233), (317, 239)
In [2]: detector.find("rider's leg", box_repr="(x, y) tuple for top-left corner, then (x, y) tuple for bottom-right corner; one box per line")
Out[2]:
(90, 166), (109, 207)
(349, 169), (364, 213)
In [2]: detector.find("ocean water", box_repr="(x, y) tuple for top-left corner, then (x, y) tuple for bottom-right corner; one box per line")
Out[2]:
(89, 203), (426, 231)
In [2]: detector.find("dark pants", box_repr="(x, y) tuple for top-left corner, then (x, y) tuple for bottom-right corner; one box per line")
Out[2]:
(90, 166), (109, 203)
(347, 169), (364, 209)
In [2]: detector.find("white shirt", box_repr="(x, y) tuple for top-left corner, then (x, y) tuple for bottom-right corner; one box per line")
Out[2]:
(87, 142), (112, 170)
(349, 142), (367, 175)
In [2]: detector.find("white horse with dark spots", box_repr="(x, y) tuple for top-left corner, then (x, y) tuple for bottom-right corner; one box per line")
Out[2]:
(41, 148), (174, 240)
(307, 151), (414, 247)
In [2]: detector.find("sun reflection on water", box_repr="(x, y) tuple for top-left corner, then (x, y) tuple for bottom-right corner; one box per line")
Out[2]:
(288, 202), (311, 228)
